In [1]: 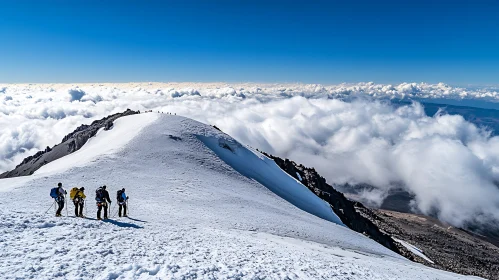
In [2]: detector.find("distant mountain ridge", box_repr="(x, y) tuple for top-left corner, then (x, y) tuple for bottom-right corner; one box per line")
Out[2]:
(397, 100), (499, 136)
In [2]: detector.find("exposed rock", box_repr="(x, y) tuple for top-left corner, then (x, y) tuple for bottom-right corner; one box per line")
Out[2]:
(261, 153), (402, 253)
(372, 209), (499, 280)
(0, 109), (139, 178)
(262, 152), (499, 279)
(104, 120), (114, 131)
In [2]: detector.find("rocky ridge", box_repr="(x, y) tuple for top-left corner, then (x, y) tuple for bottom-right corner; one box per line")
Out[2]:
(262, 152), (498, 279)
(0, 109), (139, 178)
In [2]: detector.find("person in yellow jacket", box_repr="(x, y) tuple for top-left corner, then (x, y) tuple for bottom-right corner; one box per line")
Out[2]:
(73, 187), (86, 218)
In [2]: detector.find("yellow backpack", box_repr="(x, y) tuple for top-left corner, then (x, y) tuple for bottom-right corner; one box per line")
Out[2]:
(69, 187), (79, 200)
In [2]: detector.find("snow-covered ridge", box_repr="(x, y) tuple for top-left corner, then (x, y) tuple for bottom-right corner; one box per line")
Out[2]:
(0, 113), (476, 279)
(198, 134), (344, 225)
(35, 113), (159, 175)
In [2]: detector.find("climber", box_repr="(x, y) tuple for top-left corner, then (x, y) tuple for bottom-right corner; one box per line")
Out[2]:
(95, 185), (112, 220)
(117, 188), (129, 217)
(51, 182), (67, 217)
(70, 187), (86, 217)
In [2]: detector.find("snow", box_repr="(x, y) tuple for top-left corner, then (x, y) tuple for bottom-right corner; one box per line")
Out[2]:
(35, 113), (159, 175)
(0, 176), (33, 193)
(296, 172), (303, 181)
(0, 113), (478, 279)
(394, 238), (435, 264)
(199, 136), (344, 226)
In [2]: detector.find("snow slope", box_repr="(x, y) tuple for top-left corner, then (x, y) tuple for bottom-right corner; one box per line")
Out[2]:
(198, 135), (344, 226)
(35, 113), (159, 175)
(0, 113), (478, 279)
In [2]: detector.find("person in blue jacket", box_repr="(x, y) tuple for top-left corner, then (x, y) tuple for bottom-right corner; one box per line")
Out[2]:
(117, 188), (129, 217)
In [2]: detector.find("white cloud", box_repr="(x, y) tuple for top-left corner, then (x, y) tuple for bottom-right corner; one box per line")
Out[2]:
(68, 88), (86, 102)
(1, 82), (499, 231)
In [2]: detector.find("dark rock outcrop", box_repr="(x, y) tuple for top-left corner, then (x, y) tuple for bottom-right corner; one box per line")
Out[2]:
(261, 153), (403, 253)
(262, 152), (499, 279)
(0, 109), (139, 178)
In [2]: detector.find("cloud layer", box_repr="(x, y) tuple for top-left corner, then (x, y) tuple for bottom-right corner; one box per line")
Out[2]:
(1, 82), (499, 230)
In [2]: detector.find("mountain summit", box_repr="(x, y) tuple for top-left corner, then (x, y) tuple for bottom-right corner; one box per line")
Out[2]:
(0, 113), (477, 279)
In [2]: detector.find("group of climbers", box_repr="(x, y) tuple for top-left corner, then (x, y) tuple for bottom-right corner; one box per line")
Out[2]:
(49, 183), (129, 220)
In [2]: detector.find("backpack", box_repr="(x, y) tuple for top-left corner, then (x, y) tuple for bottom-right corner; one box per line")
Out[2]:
(95, 188), (104, 202)
(50, 187), (58, 199)
(117, 190), (124, 202)
(69, 187), (79, 200)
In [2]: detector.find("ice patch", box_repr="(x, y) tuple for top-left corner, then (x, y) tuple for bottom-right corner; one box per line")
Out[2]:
(394, 238), (434, 264)
(296, 172), (302, 181)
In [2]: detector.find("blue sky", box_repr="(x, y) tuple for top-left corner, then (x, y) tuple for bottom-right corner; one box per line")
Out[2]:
(1, 0), (498, 85)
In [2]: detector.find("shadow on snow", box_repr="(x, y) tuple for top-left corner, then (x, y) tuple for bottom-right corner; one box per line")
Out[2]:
(102, 219), (143, 229)
(125, 217), (148, 223)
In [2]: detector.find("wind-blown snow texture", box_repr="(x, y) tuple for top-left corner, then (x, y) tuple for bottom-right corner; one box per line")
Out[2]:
(0, 114), (474, 279)
(198, 135), (344, 226)
(2, 82), (499, 232)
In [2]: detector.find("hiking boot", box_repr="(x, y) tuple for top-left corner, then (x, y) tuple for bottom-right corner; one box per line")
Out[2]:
(56, 213), (62, 217)
(97, 217), (102, 220)
(123, 215), (128, 217)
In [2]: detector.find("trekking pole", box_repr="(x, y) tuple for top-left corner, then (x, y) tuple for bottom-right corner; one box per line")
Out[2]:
(65, 194), (69, 217)
(112, 206), (118, 218)
(111, 203), (116, 218)
(127, 200), (130, 216)
(43, 201), (56, 215)
(110, 202), (114, 219)
(112, 203), (118, 218)
(108, 202), (112, 219)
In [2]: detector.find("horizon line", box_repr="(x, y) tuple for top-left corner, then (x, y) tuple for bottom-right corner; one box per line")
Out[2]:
(2, 81), (499, 88)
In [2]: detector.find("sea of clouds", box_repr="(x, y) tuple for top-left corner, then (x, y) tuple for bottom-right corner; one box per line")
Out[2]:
(1, 82), (499, 230)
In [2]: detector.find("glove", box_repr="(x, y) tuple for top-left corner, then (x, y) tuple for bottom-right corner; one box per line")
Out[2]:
(127, 196), (129, 200)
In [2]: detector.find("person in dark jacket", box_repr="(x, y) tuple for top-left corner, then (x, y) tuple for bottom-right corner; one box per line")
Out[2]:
(96, 185), (112, 220)
(55, 182), (67, 217)
(117, 188), (129, 217)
